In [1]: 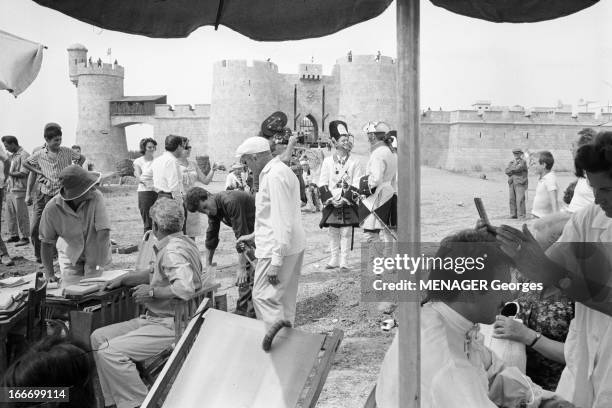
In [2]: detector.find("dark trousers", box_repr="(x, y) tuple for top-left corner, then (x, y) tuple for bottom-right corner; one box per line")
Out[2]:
(0, 188), (8, 256)
(31, 192), (54, 261)
(138, 191), (158, 232)
(235, 262), (256, 318)
(509, 182), (527, 218)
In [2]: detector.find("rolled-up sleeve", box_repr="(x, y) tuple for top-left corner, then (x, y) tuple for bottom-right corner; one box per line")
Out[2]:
(162, 249), (197, 300)
(93, 193), (111, 231)
(39, 207), (58, 244)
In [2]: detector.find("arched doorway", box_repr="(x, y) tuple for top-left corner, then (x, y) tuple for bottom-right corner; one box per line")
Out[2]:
(299, 114), (319, 142)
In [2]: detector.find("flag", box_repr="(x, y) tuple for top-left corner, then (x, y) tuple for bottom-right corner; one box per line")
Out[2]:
(0, 30), (44, 97)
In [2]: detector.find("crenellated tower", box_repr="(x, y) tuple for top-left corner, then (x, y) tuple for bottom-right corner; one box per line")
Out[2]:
(67, 44), (128, 171)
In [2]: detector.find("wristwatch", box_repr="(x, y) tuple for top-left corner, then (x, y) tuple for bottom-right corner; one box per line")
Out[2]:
(528, 331), (542, 348)
(148, 287), (155, 298)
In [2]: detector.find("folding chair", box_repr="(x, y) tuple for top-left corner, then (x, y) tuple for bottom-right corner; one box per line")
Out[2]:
(141, 309), (344, 408)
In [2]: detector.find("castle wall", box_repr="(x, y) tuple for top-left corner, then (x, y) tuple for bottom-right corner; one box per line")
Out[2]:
(208, 60), (280, 165)
(152, 104), (210, 159)
(336, 55), (397, 155)
(74, 63), (127, 172)
(420, 110), (612, 171)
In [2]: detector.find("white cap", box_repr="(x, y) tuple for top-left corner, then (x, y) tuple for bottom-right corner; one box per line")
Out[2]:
(235, 137), (271, 158)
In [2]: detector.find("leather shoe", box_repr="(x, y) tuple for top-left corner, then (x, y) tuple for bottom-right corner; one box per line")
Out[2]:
(6, 236), (19, 243)
(15, 238), (29, 247)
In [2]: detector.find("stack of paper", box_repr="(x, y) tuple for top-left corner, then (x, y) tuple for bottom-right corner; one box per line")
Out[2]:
(79, 269), (130, 287)
(0, 276), (28, 288)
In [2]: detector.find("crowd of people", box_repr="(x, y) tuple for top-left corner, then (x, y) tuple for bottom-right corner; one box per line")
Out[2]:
(7, 118), (612, 408)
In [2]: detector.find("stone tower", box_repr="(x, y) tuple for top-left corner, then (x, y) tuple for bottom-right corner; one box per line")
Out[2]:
(208, 60), (280, 165)
(67, 44), (127, 171)
(336, 55), (397, 155)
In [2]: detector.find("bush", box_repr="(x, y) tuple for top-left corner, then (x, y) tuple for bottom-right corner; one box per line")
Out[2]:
(127, 150), (141, 160)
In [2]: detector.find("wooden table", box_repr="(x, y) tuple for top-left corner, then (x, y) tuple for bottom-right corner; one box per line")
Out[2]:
(46, 287), (137, 347)
(0, 273), (38, 372)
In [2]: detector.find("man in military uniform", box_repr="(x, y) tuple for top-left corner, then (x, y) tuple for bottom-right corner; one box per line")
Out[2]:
(505, 147), (528, 219)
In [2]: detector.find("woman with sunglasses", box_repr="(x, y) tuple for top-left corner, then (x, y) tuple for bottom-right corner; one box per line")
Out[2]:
(177, 138), (219, 240)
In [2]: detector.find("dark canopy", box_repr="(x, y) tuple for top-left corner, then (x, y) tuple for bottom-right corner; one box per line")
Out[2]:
(431, 0), (599, 23)
(32, 0), (393, 40)
(31, 0), (600, 40)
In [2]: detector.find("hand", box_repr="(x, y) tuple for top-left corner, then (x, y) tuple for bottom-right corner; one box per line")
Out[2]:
(106, 277), (124, 290)
(46, 274), (59, 284)
(236, 268), (248, 286)
(332, 198), (345, 208)
(25, 195), (32, 206)
(237, 234), (254, 245)
(268, 265), (281, 285)
(131, 284), (152, 304)
(492, 315), (533, 344)
(287, 135), (298, 146)
(496, 224), (550, 281)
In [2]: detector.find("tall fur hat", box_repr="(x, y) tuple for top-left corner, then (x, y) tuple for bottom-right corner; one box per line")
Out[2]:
(329, 120), (349, 141)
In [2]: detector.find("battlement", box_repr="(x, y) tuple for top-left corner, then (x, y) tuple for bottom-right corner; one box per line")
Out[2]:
(75, 62), (124, 78)
(335, 54), (395, 65)
(299, 64), (322, 80)
(154, 104), (210, 118)
(214, 59), (279, 73)
(420, 108), (610, 125)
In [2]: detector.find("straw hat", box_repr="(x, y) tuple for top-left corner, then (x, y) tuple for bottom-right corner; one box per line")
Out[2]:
(59, 165), (102, 201)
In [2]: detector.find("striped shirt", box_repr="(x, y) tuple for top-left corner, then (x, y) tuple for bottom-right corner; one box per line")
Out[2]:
(26, 146), (83, 196)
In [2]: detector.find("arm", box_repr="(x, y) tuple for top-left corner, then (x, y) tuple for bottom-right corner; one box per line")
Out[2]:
(268, 174), (294, 267)
(41, 243), (56, 281)
(549, 189), (559, 213)
(278, 135), (298, 164)
(133, 159), (143, 181)
(318, 157), (330, 187)
(196, 162), (214, 185)
(493, 316), (565, 363)
(204, 216), (221, 265)
(367, 155), (386, 189)
(25, 172), (37, 204)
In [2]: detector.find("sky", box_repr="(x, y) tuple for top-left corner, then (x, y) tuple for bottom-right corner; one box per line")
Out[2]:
(1, 0), (612, 152)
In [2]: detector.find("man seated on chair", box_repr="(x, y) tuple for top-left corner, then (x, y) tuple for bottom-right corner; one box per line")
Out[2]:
(91, 197), (204, 408)
(375, 229), (575, 408)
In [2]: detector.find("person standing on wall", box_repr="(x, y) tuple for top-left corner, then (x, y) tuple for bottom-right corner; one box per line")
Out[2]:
(1, 136), (31, 247)
(318, 120), (362, 271)
(24, 123), (85, 264)
(505, 148), (528, 220)
(235, 137), (305, 326)
(133, 138), (158, 233)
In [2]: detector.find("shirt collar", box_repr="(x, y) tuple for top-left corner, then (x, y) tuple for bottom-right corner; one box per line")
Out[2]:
(260, 156), (279, 176)
(591, 205), (612, 230)
(153, 231), (184, 253)
(430, 301), (476, 335)
(55, 193), (93, 216)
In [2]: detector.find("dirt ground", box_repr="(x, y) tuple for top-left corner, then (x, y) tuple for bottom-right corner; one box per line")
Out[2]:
(0, 165), (577, 407)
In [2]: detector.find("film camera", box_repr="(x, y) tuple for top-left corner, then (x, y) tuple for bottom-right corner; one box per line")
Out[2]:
(261, 111), (328, 148)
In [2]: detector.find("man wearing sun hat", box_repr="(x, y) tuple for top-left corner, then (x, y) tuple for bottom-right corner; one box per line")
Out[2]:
(39, 165), (110, 286)
(505, 147), (528, 219)
(235, 136), (305, 326)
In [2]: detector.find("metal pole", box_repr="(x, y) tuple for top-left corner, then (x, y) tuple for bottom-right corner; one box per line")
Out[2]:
(397, 0), (420, 407)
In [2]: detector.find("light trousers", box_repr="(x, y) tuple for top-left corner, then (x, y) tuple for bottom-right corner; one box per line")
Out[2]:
(6, 192), (29, 239)
(91, 316), (175, 408)
(253, 251), (304, 326)
(328, 226), (352, 268)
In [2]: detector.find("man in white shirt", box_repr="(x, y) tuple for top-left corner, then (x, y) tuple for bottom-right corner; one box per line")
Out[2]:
(151, 134), (186, 206)
(376, 229), (575, 408)
(235, 137), (306, 326)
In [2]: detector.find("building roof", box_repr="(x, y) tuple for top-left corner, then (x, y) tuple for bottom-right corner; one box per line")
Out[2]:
(110, 95), (167, 103)
(67, 43), (87, 51)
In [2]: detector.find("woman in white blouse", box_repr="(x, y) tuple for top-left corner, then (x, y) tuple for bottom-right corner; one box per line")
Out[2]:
(133, 138), (157, 233)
